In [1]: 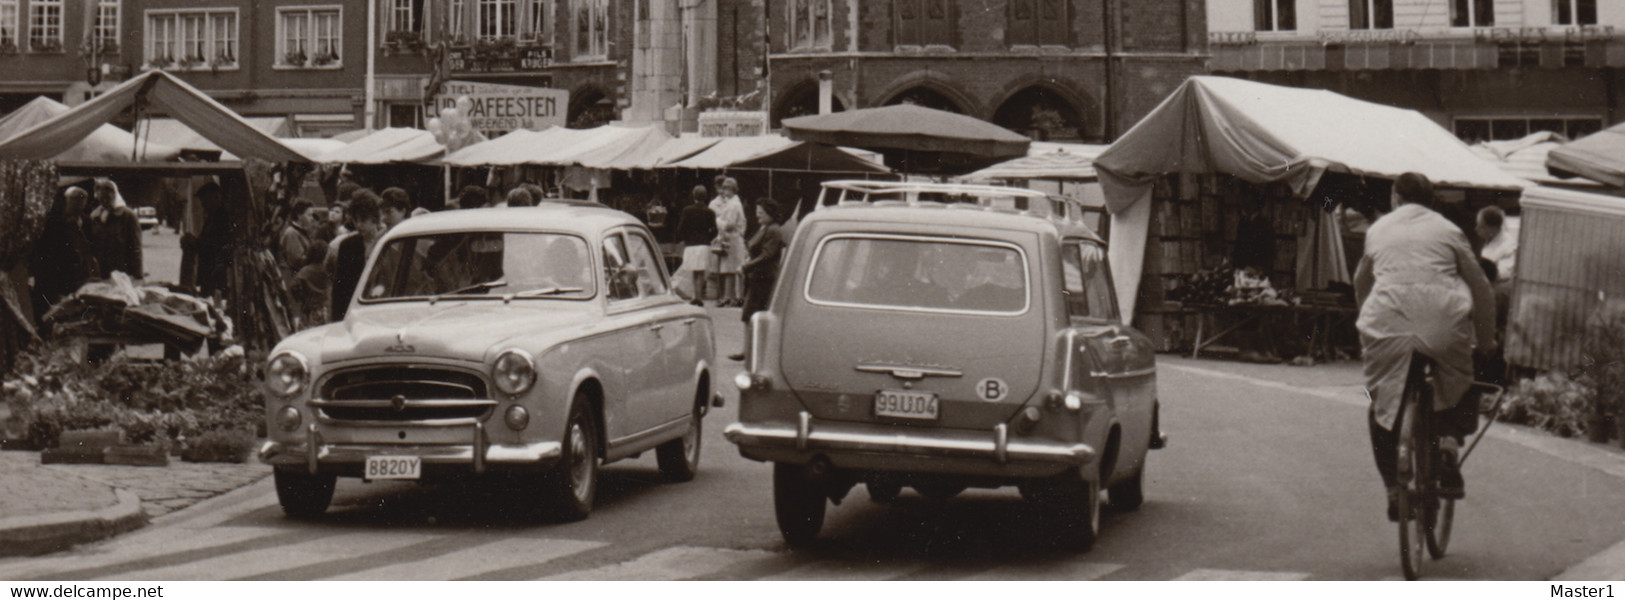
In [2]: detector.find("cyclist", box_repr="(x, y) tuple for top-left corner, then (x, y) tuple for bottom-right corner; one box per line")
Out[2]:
(1353, 172), (1498, 522)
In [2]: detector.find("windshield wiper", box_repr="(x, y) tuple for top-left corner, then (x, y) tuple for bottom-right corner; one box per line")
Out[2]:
(437, 279), (507, 299)
(514, 286), (585, 297)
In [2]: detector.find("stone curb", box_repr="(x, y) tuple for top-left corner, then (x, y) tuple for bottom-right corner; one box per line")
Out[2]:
(0, 488), (148, 558)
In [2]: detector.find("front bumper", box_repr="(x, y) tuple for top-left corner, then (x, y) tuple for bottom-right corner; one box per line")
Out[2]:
(724, 411), (1095, 478)
(259, 423), (562, 476)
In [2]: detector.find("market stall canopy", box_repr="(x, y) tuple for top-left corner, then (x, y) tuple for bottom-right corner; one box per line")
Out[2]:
(137, 116), (290, 152)
(958, 143), (1109, 182)
(438, 124), (669, 167)
(0, 97), (182, 162)
(0, 71), (313, 162)
(593, 136), (720, 170)
(316, 127), (445, 164)
(1470, 131), (1600, 188)
(661, 135), (889, 173)
(1546, 121), (1625, 188)
(1093, 76), (1530, 215)
(571, 125), (674, 168)
(782, 104), (1030, 157)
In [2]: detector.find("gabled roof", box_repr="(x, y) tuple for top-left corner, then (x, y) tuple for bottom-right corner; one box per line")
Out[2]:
(0, 70), (312, 162)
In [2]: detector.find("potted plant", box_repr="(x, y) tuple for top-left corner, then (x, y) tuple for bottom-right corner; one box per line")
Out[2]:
(29, 38), (62, 52)
(474, 35), (516, 60)
(146, 54), (174, 70)
(178, 54), (204, 69)
(0, 39), (18, 55)
(282, 49), (307, 67)
(311, 50), (339, 66)
(384, 30), (423, 53)
(209, 53), (235, 72)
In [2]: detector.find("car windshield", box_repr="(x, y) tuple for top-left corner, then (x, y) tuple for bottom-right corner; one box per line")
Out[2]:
(361, 232), (594, 301)
(805, 235), (1028, 314)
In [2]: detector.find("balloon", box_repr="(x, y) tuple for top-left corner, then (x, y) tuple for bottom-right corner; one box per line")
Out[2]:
(425, 117), (443, 137)
(455, 95), (474, 115)
(440, 107), (461, 125)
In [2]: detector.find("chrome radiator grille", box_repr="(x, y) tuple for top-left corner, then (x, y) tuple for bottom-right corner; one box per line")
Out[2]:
(316, 366), (494, 422)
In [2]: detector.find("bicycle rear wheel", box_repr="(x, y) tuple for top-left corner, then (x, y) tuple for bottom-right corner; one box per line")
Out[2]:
(1397, 399), (1425, 581)
(1427, 497), (1454, 558)
(1396, 353), (1433, 580)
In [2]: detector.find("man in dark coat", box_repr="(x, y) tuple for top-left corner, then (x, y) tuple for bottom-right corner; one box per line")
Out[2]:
(29, 187), (98, 321)
(330, 191), (386, 321)
(85, 178), (142, 279)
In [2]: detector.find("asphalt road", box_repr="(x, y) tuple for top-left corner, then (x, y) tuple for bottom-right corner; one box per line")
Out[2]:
(3, 319), (1623, 581)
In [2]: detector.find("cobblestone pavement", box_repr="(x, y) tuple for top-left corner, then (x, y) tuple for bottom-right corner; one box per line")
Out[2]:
(0, 450), (272, 520)
(46, 460), (273, 519)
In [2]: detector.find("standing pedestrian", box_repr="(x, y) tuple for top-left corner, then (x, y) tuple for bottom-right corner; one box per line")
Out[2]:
(503, 187), (536, 207)
(279, 200), (319, 277)
(192, 182), (233, 298)
(711, 177), (747, 308)
(674, 185), (717, 306)
(730, 198), (786, 361)
(380, 187), (412, 228)
(85, 178), (142, 280)
(329, 191), (387, 321)
(29, 187), (98, 320)
(457, 185), (490, 210)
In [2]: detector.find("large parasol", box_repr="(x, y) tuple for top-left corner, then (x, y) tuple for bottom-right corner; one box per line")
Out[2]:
(782, 104), (1030, 174)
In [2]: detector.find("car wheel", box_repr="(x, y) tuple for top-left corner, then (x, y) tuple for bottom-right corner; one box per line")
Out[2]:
(773, 462), (825, 547)
(1108, 469), (1144, 512)
(1047, 470), (1100, 552)
(656, 399), (702, 482)
(913, 484), (966, 501)
(274, 468), (335, 518)
(547, 396), (599, 521)
(866, 481), (902, 504)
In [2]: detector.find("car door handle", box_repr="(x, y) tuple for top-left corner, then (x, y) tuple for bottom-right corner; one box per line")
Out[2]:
(682, 318), (696, 325)
(1108, 335), (1133, 347)
(649, 324), (665, 332)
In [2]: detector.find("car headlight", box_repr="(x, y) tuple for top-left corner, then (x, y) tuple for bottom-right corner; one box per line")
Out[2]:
(493, 349), (536, 396)
(266, 352), (309, 397)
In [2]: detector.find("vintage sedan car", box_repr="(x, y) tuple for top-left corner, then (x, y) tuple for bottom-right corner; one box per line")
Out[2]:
(260, 202), (719, 520)
(725, 181), (1164, 550)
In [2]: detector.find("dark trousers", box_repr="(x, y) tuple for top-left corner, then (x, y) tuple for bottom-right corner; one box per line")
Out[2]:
(1368, 383), (1479, 490)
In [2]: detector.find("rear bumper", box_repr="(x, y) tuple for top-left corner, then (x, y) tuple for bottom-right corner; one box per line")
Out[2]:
(724, 411), (1094, 478)
(259, 423), (561, 476)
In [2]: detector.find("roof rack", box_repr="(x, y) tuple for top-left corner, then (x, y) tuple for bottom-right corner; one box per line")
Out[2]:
(814, 179), (1090, 224)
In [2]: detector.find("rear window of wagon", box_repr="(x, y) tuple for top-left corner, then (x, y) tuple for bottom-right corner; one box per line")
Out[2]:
(803, 234), (1029, 315)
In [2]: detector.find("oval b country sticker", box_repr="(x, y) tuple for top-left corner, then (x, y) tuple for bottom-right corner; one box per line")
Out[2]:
(975, 378), (1009, 402)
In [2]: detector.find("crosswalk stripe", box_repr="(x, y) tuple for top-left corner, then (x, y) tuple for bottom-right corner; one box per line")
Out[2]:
(761, 559), (931, 581)
(1173, 569), (1310, 581)
(541, 546), (776, 581)
(0, 526), (292, 580)
(110, 531), (439, 580)
(327, 537), (607, 580)
(961, 561), (1125, 581)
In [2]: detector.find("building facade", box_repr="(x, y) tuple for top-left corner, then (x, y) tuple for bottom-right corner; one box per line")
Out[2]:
(2, 0), (1207, 141)
(753, 0), (1210, 142)
(1207, 0), (1625, 142)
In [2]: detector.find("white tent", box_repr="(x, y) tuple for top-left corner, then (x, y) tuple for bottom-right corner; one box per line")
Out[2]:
(317, 127), (445, 164)
(0, 70), (313, 163)
(1093, 76), (1531, 319)
(0, 97), (182, 162)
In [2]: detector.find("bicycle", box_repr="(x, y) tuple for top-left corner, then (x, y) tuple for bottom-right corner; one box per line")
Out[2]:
(1394, 351), (1504, 581)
